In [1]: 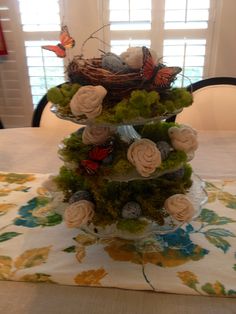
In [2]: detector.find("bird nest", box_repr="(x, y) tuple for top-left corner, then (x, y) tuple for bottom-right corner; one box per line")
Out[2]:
(67, 56), (145, 102)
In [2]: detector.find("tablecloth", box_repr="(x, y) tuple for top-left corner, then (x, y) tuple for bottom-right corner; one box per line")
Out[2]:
(0, 172), (236, 297)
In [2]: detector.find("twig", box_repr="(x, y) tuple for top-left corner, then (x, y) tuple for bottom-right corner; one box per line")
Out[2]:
(80, 24), (110, 58)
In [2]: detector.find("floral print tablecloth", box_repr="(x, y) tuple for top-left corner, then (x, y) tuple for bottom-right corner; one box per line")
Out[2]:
(0, 172), (236, 297)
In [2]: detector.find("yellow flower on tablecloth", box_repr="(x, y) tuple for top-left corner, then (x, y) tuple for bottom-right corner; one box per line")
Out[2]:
(74, 234), (97, 246)
(213, 281), (226, 295)
(0, 256), (12, 280)
(104, 239), (208, 267)
(14, 246), (51, 269)
(74, 268), (107, 286)
(0, 204), (15, 216)
(19, 273), (55, 283)
(0, 173), (35, 184)
(76, 246), (86, 263)
(177, 271), (199, 289)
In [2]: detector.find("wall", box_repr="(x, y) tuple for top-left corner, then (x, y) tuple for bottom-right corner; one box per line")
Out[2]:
(209, 0), (236, 77)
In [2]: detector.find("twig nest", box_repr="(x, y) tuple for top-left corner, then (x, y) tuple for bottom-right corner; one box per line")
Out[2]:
(70, 85), (107, 119)
(82, 125), (112, 145)
(122, 202), (142, 219)
(168, 125), (198, 154)
(127, 138), (162, 177)
(64, 200), (95, 228)
(69, 190), (93, 204)
(102, 52), (130, 73)
(164, 194), (195, 222)
(120, 47), (158, 69)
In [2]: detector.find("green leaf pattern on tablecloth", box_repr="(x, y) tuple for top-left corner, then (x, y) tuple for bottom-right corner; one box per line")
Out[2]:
(0, 232), (22, 242)
(178, 271), (236, 296)
(0, 173), (236, 296)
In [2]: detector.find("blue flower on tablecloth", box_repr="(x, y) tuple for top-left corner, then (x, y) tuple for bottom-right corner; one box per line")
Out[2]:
(14, 197), (62, 228)
(158, 227), (209, 258)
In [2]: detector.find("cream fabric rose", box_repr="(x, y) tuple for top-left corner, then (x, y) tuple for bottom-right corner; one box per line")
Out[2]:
(70, 85), (107, 119)
(168, 125), (198, 153)
(82, 126), (112, 145)
(164, 194), (195, 222)
(64, 200), (95, 228)
(120, 47), (158, 69)
(127, 138), (162, 177)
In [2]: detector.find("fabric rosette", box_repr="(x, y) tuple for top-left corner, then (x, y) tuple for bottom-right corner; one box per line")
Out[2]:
(164, 194), (195, 222)
(127, 138), (162, 177)
(82, 125), (112, 145)
(70, 85), (107, 119)
(168, 125), (198, 154)
(64, 200), (95, 228)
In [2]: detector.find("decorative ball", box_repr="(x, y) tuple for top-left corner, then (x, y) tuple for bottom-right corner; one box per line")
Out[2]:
(122, 202), (142, 219)
(102, 52), (130, 73)
(164, 167), (185, 180)
(69, 190), (93, 204)
(102, 154), (113, 165)
(156, 141), (171, 160)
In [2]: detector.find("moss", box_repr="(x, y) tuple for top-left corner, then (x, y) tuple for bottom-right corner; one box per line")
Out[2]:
(46, 83), (80, 111)
(117, 219), (148, 233)
(58, 133), (92, 163)
(139, 121), (178, 143)
(54, 166), (90, 199)
(48, 85), (192, 124)
(159, 150), (187, 171)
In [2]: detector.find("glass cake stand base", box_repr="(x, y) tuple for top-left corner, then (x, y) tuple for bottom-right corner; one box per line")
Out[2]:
(81, 173), (208, 241)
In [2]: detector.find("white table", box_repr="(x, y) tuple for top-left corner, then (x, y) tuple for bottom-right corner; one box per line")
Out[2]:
(0, 127), (236, 314)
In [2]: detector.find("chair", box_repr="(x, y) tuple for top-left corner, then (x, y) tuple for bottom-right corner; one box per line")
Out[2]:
(175, 77), (236, 130)
(32, 86), (80, 133)
(0, 118), (4, 129)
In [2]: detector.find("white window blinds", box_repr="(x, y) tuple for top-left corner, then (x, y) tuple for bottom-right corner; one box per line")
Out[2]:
(18, 0), (65, 107)
(104, 0), (214, 85)
(0, 0), (32, 127)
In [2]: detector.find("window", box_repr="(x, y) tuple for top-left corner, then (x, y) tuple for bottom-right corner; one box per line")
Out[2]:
(104, 0), (214, 85)
(18, 0), (65, 107)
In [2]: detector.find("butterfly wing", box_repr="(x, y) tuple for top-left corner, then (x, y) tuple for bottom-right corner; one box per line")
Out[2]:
(60, 25), (75, 49)
(153, 66), (182, 88)
(141, 46), (156, 81)
(81, 160), (99, 175)
(41, 44), (66, 58)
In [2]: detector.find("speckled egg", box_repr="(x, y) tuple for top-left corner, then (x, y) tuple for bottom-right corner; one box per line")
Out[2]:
(102, 52), (130, 73)
(121, 202), (142, 219)
(102, 154), (113, 165)
(164, 167), (185, 180)
(156, 141), (171, 160)
(69, 190), (93, 204)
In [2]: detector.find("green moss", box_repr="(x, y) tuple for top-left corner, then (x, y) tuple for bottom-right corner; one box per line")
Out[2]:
(117, 219), (148, 233)
(54, 166), (90, 199)
(139, 121), (178, 143)
(59, 133), (92, 163)
(46, 83), (80, 113)
(159, 150), (187, 171)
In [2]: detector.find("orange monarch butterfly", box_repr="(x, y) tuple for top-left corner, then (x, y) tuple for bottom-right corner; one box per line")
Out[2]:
(42, 25), (75, 58)
(141, 46), (181, 88)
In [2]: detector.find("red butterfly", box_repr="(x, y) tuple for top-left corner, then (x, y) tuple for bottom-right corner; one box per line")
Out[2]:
(141, 46), (181, 88)
(80, 160), (99, 175)
(42, 25), (75, 58)
(81, 145), (113, 175)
